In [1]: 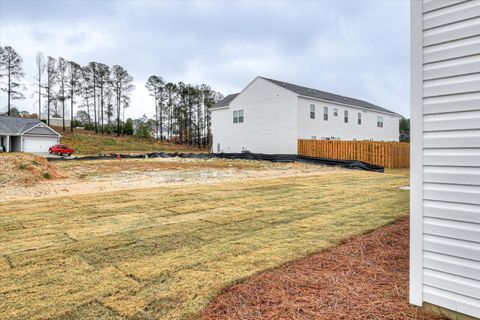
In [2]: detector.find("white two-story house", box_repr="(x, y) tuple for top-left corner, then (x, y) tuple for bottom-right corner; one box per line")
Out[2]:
(210, 76), (402, 154)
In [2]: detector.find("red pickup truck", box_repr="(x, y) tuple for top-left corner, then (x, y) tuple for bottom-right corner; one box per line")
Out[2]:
(49, 144), (74, 156)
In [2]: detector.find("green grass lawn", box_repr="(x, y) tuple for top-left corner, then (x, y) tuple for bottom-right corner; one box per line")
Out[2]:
(0, 169), (409, 320)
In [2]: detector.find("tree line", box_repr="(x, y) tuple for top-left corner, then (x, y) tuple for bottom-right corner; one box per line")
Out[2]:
(0, 45), (223, 145)
(145, 76), (223, 148)
(1, 45), (135, 136)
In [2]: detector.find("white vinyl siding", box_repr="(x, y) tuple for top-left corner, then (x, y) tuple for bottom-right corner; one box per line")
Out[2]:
(411, 1), (480, 318)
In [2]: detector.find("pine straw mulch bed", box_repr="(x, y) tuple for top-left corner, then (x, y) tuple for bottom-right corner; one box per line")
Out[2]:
(202, 217), (444, 320)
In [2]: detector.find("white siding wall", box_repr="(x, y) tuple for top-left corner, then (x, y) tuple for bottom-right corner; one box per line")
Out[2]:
(296, 97), (400, 141)
(211, 78), (298, 154)
(411, 1), (480, 318)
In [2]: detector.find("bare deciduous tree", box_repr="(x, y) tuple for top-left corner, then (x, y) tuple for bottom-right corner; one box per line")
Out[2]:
(44, 56), (57, 125)
(35, 52), (46, 119)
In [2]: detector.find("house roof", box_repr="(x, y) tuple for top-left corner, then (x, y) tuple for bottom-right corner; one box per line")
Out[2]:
(211, 93), (239, 109)
(259, 77), (400, 116)
(211, 76), (400, 116)
(0, 116), (53, 135)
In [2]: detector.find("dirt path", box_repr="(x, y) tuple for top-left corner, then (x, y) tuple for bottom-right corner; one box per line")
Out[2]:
(0, 158), (342, 202)
(202, 217), (443, 320)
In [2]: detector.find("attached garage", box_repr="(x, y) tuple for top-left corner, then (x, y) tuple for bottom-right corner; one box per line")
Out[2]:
(23, 136), (59, 153)
(0, 116), (60, 153)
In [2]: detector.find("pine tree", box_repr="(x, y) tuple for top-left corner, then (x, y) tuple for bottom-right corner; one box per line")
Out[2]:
(0, 46), (25, 116)
(67, 61), (82, 132)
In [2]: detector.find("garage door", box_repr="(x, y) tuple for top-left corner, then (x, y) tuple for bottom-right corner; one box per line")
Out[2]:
(23, 136), (58, 153)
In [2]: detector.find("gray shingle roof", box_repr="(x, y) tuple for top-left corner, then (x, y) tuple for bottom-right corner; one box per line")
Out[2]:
(260, 77), (400, 115)
(0, 116), (43, 134)
(211, 93), (239, 109)
(211, 77), (400, 116)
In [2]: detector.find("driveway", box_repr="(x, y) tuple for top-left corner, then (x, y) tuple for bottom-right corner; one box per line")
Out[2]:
(31, 152), (68, 159)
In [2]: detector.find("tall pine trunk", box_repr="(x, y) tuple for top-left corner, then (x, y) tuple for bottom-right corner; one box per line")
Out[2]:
(7, 67), (11, 116)
(38, 69), (42, 119)
(100, 84), (104, 134)
(62, 98), (65, 131)
(116, 90), (121, 137)
(70, 87), (74, 132)
(47, 85), (51, 126)
(93, 78), (97, 134)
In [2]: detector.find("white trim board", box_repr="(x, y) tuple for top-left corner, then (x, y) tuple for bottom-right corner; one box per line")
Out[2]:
(410, 0), (424, 307)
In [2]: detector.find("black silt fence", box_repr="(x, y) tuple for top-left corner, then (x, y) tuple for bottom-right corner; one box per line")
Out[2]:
(47, 152), (384, 172)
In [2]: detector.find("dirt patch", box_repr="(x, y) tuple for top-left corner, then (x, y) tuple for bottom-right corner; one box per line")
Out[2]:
(0, 157), (342, 201)
(202, 217), (442, 320)
(0, 153), (64, 187)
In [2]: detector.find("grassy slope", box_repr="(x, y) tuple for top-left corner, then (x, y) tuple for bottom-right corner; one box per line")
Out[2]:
(0, 169), (409, 320)
(58, 129), (208, 155)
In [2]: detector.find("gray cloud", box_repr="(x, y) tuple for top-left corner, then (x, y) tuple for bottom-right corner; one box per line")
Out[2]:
(0, 0), (409, 118)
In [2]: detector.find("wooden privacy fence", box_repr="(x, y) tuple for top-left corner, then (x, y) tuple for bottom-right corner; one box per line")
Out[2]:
(298, 139), (410, 169)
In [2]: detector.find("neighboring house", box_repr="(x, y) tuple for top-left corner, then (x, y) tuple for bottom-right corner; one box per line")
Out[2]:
(45, 117), (71, 128)
(0, 116), (60, 153)
(410, 1), (480, 319)
(210, 76), (401, 154)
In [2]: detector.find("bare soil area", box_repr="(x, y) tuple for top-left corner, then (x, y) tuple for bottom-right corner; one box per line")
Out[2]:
(0, 153), (64, 189)
(0, 157), (341, 201)
(203, 217), (442, 320)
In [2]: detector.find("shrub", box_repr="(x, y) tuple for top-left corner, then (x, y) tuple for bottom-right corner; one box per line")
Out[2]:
(71, 120), (82, 128)
(105, 124), (115, 135)
(123, 118), (134, 135)
(42, 172), (51, 179)
(18, 163), (27, 170)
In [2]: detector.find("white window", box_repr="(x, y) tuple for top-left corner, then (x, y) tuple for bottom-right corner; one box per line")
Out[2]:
(233, 110), (244, 123)
(310, 104), (315, 119)
(344, 110), (348, 123)
(358, 112), (362, 125)
(323, 107), (328, 120)
(377, 116), (383, 128)
(233, 111), (238, 123)
(334, 108), (338, 116)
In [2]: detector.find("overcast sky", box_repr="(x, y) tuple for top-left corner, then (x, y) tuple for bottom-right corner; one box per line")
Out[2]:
(0, 0), (410, 119)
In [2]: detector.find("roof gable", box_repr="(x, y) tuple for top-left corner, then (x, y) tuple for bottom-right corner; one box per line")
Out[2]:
(23, 124), (60, 136)
(260, 77), (400, 116)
